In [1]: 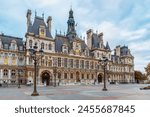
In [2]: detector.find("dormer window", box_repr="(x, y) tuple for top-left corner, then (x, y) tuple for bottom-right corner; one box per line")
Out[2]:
(62, 45), (68, 54)
(39, 27), (45, 37)
(4, 44), (9, 50)
(41, 42), (44, 49)
(29, 40), (32, 48)
(10, 40), (17, 50)
(12, 43), (16, 50)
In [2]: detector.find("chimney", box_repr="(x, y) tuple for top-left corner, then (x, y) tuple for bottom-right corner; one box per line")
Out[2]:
(47, 16), (52, 33)
(26, 9), (32, 31)
(86, 29), (93, 49)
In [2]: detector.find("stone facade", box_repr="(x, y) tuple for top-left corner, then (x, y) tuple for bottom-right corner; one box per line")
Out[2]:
(0, 9), (135, 85)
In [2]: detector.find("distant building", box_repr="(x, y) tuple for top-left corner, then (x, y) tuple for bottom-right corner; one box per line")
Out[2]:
(0, 34), (25, 84)
(0, 8), (135, 85)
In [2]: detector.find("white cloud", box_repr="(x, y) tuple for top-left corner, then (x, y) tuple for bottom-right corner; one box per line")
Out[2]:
(121, 29), (147, 41)
(23, 0), (61, 8)
(129, 40), (150, 52)
(0, 0), (150, 72)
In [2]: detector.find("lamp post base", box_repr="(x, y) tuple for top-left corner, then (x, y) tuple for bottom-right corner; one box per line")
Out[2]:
(31, 92), (39, 96)
(102, 88), (108, 91)
(18, 86), (21, 88)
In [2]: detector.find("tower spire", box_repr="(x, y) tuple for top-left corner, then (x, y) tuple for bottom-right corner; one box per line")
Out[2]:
(66, 8), (76, 38)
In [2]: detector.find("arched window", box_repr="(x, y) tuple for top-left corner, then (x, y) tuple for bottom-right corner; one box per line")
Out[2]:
(41, 42), (44, 49)
(58, 72), (61, 79)
(49, 44), (52, 50)
(11, 70), (16, 77)
(64, 73), (67, 79)
(29, 40), (32, 48)
(3, 69), (8, 77)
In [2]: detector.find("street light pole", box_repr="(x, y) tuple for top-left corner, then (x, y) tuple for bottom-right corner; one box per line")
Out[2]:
(53, 67), (57, 87)
(103, 64), (107, 91)
(99, 56), (108, 91)
(29, 43), (44, 96)
(18, 70), (21, 88)
(31, 59), (39, 96)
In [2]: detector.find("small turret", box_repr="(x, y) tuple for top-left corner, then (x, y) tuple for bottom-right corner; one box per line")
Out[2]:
(86, 29), (93, 49)
(106, 41), (111, 51)
(26, 9), (32, 31)
(47, 16), (52, 33)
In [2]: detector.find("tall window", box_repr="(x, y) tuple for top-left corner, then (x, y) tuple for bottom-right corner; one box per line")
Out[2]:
(11, 70), (16, 78)
(49, 44), (52, 50)
(64, 58), (67, 68)
(81, 60), (84, 69)
(91, 74), (94, 79)
(4, 44), (9, 50)
(82, 74), (84, 79)
(64, 73), (67, 79)
(29, 57), (32, 64)
(70, 59), (73, 68)
(3, 69), (8, 77)
(58, 72), (61, 79)
(85, 61), (89, 69)
(29, 40), (32, 48)
(58, 58), (61, 67)
(41, 42), (44, 49)
(87, 74), (89, 79)
(76, 60), (79, 68)
(90, 61), (94, 69)
(70, 73), (73, 79)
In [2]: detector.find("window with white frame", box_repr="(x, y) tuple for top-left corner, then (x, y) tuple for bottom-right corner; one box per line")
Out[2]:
(3, 69), (8, 77)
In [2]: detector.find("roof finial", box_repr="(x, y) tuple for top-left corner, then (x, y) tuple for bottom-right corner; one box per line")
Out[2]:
(70, 1), (72, 10)
(42, 12), (44, 19)
(35, 10), (37, 17)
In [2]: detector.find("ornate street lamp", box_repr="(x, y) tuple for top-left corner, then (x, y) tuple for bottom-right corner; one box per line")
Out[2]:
(99, 56), (109, 91)
(29, 43), (44, 96)
(53, 67), (57, 87)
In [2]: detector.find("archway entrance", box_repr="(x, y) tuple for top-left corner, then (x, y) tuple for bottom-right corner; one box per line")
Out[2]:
(76, 72), (80, 82)
(98, 73), (103, 83)
(41, 71), (51, 86)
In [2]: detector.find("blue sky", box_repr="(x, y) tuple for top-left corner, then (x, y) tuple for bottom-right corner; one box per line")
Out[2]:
(0, 0), (150, 72)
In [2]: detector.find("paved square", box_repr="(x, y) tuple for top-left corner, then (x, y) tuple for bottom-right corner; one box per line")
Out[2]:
(0, 84), (150, 100)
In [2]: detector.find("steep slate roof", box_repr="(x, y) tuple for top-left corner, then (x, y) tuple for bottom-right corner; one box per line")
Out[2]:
(92, 33), (99, 48)
(91, 33), (105, 49)
(0, 34), (24, 50)
(105, 41), (111, 51)
(55, 35), (69, 52)
(55, 34), (89, 53)
(120, 46), (132, 56)
(28, 16), (52, 38)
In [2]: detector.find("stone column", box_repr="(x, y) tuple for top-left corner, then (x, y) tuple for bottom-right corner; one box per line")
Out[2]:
(8, 70), (11, 79)
(0, 69), (2, 79)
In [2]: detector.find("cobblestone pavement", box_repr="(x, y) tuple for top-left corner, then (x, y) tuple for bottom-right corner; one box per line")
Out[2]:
(0, 84), (150, 100)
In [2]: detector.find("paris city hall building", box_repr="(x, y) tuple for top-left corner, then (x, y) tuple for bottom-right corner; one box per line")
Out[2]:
(0, 9), (135, 85)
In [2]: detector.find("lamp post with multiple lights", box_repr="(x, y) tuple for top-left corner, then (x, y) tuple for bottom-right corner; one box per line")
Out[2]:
(53, 67), (57, 87)
(18, 70), (22, 88)
(29, 43), (44, 96)
(99, 56), (109, 91)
